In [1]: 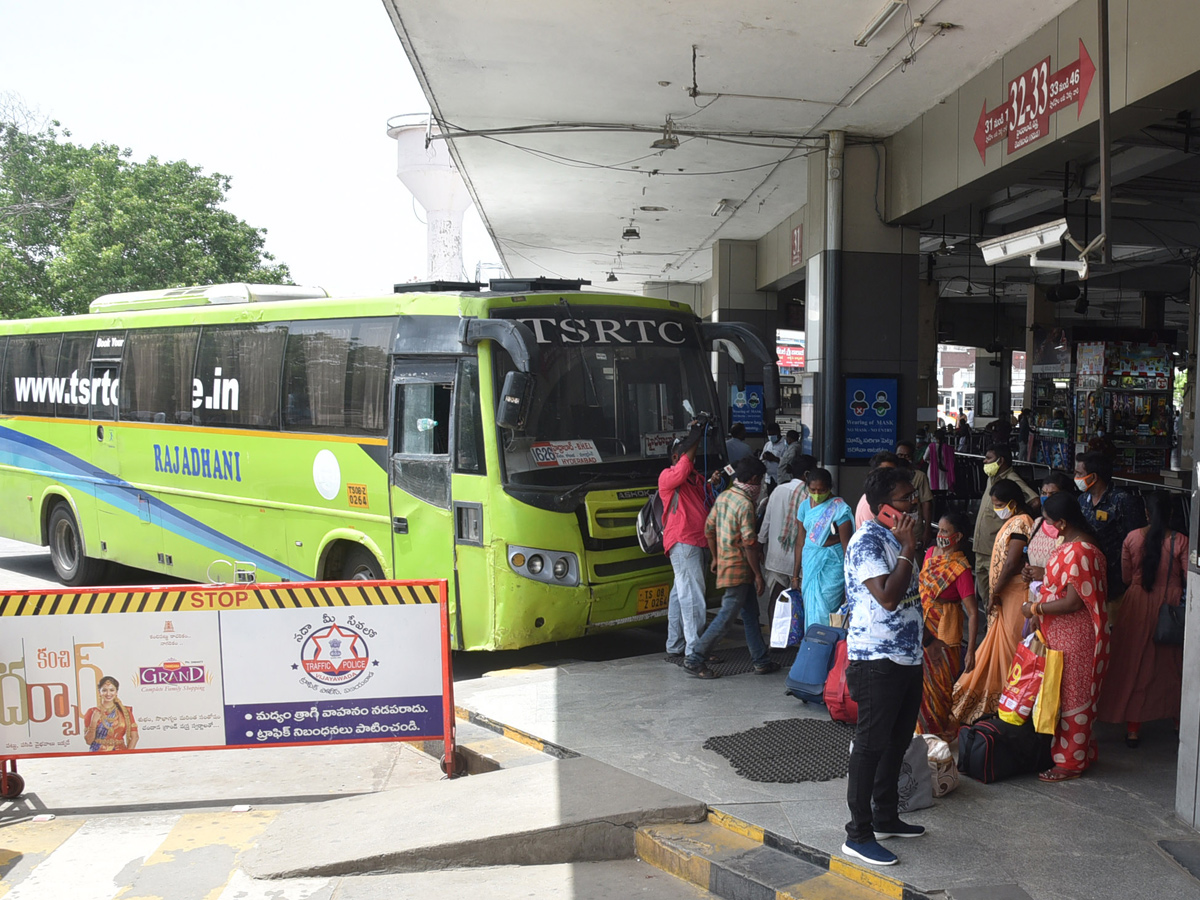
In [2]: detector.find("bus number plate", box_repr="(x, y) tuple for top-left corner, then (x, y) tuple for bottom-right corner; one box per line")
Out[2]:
(636, 584), (669, 613)
(346, 483), (369, 508)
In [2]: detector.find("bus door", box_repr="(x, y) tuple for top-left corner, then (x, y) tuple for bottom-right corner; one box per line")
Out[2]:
(90, 361), (162, 573)
(389, 359), (456, 598)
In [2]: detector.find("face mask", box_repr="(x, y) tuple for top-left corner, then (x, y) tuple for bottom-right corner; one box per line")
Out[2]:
(983, 461), (1001, 477)
(1075, 473), (1095, 491)
(1042, 520), (1060, 539)
(809, 491), (831, 504)
(993, 505), (1013, 520)
(935, 535), (954, 549)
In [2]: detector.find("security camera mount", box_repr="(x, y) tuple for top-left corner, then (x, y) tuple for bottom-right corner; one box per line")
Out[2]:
(977, 218), (1105, 280)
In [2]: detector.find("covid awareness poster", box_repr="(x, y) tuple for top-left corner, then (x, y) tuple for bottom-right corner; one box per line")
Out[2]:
(0, 584), (446, 756)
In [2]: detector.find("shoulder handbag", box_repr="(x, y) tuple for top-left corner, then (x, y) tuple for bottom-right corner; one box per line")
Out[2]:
(1153, 534), (1186, 646)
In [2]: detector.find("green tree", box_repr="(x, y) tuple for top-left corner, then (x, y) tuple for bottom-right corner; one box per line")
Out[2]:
(1, 105), (291, 318)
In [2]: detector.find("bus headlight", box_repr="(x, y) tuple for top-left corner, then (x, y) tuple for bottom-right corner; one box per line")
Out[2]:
(507, 545), (579, 587)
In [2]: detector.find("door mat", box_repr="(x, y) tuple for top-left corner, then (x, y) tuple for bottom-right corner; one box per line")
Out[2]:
(666, 645), (797, 677)
(703, 717), (855, 782)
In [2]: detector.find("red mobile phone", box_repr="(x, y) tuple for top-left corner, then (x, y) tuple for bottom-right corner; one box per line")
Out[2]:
(877, 504), (902, 529)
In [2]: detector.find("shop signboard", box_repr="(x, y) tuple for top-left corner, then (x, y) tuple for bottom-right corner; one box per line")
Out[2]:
(776, 329), (805, 371)
(729, 384), (765, 434)
(0, 581), (452, 759)
(844, 376), (898, 459)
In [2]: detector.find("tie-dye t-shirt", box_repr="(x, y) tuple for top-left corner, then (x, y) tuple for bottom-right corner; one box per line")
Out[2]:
(843, 520), (923, 666)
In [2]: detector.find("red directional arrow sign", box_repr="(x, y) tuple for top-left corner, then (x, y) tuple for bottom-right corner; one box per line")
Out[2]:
(973, 39), (1095, 162)
(1047, 38), (1095, 117)
(974, 100), (1009, 162)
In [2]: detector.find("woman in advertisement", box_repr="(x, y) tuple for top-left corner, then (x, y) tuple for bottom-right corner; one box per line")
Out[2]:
(83, 676), (139, 752)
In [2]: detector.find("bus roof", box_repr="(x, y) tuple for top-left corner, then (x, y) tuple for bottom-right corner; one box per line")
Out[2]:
(89, 283), (331, 313)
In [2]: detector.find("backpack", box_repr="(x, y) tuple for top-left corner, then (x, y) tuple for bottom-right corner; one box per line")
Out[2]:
(823, 638), (858, 723)
(957, 714), (1053, 783)
(636, 489), (681, 555)
(785, 623), (846, 703)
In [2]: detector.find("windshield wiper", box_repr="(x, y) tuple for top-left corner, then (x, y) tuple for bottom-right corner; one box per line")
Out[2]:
(559, 297), (600, 407)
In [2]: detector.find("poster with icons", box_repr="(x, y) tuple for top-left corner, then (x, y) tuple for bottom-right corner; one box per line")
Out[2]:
(0, 585), (447, 756)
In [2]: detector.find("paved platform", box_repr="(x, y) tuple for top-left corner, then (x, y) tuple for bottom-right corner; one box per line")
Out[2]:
(453, 643), (1200, 900)
(242, 755), (707, 878)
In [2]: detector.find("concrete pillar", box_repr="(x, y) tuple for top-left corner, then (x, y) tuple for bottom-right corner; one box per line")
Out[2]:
(803, 139), (920, 503)
(917, 279), (940, 424)
(1025, 284), (1054, 408)
(972, 347), (1008, 428)
(710, 239), (777, 441)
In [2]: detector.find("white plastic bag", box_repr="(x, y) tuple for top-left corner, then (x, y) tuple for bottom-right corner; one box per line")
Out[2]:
(769, 589), (794, 648)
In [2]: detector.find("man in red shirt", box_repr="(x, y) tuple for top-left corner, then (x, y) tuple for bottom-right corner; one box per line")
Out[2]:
(660, 427), (713, 673)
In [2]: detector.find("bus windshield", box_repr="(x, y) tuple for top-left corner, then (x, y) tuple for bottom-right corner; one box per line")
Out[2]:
(492, 306), (719, 488)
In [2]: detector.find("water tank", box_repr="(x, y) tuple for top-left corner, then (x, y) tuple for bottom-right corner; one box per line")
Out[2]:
(387, 114), (474, 282)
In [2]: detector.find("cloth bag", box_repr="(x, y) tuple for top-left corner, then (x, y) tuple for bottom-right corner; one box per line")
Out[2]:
(921, 734), (958, 798)
(997, 632), (1047, 726)
(896, 735), (934, 812)
(1032, 641), (1064, 735)
(1154, 535), (1186, 645)
(770, 589), (801, 648)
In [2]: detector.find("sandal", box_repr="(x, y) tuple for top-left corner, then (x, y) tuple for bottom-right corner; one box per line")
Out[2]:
(684, 664), (720, 679)
(1125, 733), (1140, 749)
(754, 660), (782, 675)
(1038, 766), (1081, 783)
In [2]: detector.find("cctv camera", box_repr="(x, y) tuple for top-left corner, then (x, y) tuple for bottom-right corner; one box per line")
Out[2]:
(978, 219), (1070, 265)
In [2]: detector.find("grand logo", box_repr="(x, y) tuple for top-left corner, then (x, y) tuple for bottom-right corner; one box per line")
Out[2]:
(135, 660), (209, 685)
(300, 623), (370, 686)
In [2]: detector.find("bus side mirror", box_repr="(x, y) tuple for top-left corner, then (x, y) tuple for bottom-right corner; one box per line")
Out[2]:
(496, 371), (532, 430)
(763, 364), (780, 411)
(734, 362), (746, 392)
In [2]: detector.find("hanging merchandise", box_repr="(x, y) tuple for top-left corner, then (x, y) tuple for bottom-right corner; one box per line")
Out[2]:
(1074, 341), (1172, 473)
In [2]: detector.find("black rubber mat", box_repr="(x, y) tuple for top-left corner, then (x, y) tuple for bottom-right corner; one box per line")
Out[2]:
(665, 645), (797, 677)
(703, 718), (856, 783)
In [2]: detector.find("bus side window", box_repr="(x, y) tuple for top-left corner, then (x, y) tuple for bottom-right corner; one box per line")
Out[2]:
(455, 358), (485, 474)
(395, 382), (451, 455)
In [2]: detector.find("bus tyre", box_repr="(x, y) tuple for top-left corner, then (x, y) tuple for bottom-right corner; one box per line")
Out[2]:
(48, 504), (106, 587)
(341, 546), (381, 581)
(0, 772), (24, 800)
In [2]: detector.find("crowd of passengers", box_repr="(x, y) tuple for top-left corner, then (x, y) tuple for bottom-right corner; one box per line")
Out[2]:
(658, 420), (1184, 863)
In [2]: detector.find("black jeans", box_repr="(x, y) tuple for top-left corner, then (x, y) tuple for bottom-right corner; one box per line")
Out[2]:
(844, 658), (924, 843)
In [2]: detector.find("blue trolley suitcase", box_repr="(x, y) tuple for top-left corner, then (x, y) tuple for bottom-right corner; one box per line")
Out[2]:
(785, 623), (846, 704)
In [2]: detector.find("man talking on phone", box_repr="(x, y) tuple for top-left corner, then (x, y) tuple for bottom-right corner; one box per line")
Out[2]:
(840, 466), (925, 867)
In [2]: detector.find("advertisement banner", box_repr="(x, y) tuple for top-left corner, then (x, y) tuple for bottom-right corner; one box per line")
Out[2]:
(0, 581), (449, 758)
(845, 376), (898, 459)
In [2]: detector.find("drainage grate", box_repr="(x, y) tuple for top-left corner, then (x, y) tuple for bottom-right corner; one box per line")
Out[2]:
(703, 718), (855, 783)
(665, 645), (797, 677)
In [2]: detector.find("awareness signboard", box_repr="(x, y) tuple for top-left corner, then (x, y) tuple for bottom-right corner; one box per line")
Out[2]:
(844, 376), (898, 459)
(0, 581), (454, 760)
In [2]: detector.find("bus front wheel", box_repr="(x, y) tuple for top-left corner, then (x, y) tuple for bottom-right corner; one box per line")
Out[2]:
(341, 546), (381, 581)
(48, 504), (106, 587)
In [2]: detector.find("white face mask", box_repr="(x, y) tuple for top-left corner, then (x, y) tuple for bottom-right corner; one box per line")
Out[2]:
(1074, 478), (1090, 492)
(993, 506), (1013, 521)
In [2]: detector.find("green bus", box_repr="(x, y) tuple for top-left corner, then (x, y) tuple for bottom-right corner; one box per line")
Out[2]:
(0, 279), (776, 650)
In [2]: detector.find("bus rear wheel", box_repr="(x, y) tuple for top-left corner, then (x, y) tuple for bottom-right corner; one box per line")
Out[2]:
(48, 504), (106, 587)
(341, 546), (381, 581)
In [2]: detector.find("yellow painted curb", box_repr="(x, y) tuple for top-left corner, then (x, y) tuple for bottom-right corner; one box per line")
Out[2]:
(707, 808), (764, 843)
(828, 857), (906, 899)
(635, 829), (712, 892)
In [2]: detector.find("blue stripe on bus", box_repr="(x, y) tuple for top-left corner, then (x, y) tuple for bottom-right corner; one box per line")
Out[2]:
(0, 425), (311, 581)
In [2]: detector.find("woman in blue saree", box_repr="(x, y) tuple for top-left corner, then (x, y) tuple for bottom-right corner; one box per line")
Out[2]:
(789, 467), (855, 632)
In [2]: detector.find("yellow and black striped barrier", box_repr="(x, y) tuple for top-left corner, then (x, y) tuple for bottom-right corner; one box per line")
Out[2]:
(0, 579), (444, 616)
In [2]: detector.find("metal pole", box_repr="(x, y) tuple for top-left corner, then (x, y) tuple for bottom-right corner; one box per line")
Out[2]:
(1098, 0), (1112, 264)
(822, 131), (845, 482)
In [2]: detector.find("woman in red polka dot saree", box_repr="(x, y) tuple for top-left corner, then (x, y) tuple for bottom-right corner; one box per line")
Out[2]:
(1023, 492), (1110, 782)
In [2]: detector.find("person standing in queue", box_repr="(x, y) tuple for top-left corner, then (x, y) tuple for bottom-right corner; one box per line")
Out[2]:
(841, 466), (926, 868)
(896, 440), (933, 548)
(687, 456), (780, 678)
(972, 444), (1038, 630)
(761, 422), (787, 489)
(1075, 451), (1144, 608)
(660, 427), (713, 670)
(725, 423), (752, 464)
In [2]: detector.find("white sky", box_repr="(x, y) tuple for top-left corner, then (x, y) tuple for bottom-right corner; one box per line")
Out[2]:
(0, 0), (502, 297)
